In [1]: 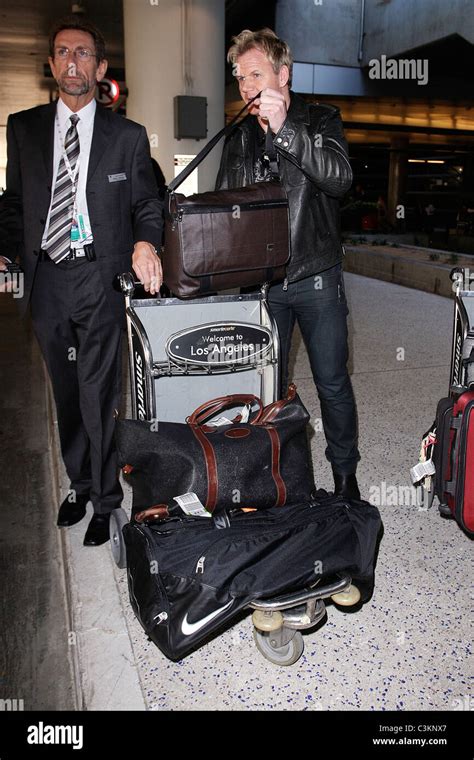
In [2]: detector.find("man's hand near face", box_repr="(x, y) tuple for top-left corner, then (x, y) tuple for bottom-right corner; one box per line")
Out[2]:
(254, 88), (288, 134)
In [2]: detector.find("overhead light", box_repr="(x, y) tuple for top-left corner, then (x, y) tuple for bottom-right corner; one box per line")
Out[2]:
(408, 159), (426, 163)
(427, 160), (445, 164)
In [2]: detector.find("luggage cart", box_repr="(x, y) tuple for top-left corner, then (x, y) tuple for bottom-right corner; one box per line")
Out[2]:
(111, 274), (362, 665)
(119, 272), (279, 423)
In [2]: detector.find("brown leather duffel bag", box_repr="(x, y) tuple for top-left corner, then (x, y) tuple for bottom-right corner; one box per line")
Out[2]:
(162, 95), (290, 298)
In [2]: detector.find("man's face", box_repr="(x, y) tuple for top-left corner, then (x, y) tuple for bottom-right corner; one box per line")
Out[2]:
(234, 47), (287, 113)
(49, 29), (107, 98)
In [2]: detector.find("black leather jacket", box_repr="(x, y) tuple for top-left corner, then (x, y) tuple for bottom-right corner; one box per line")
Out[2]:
(216, 92), (353, 282)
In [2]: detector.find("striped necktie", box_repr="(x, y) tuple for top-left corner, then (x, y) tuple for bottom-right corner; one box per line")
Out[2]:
(44, 114), (80, 263)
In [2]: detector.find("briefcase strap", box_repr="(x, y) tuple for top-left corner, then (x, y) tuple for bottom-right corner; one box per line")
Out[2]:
(168, 91), (279, 193)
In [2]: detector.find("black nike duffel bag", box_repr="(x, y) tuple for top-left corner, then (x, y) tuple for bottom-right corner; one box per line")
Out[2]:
(123, 493), (382, 661)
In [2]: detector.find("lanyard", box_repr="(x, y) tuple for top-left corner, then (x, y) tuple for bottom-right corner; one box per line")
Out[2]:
(56, 113), (81, 185)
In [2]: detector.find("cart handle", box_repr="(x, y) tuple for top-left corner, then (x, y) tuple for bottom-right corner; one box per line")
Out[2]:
(187, 394), (264, 427)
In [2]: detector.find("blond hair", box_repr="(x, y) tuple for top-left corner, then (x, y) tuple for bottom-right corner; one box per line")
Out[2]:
(227, 28), (293, 87)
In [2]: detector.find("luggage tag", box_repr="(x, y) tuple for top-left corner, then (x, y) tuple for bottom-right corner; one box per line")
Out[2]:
(410, 459), (436, 485)
(174, 492), (211, 517)
(410, 430), (437, 485)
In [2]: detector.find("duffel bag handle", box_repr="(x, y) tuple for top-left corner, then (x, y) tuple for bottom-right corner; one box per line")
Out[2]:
(135, 505), (170, 523)
(187, 394), (264, 427)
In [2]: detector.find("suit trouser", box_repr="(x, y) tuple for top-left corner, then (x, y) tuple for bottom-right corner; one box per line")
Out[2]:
(30, 255), (123, 514)
(267, 263), (360, 475)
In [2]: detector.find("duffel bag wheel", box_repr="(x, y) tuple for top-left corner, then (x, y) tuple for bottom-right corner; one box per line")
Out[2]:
(330, 584), (361, 607)
(110, 508), (129, 568)
(253, 629), (304, 666)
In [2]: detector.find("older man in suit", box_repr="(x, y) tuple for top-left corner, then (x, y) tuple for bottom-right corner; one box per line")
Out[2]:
(0, 17), (163, 545)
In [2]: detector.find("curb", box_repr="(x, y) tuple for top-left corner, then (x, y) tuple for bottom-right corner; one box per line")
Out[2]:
(44, 361), (84, 711)
(44, 355), (147, 711)
(344, 245), (456, 298)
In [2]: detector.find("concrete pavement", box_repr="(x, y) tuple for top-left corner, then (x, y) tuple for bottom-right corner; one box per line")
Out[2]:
(0, 298), (76, 711)
(52, 272), (473, 711)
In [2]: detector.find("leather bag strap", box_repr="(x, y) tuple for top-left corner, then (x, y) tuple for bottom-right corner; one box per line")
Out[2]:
(187, 394), (264, 427)
(256, 383), (297, 425)
(168, 93), (262, 193)
(135, 505), (170, 522)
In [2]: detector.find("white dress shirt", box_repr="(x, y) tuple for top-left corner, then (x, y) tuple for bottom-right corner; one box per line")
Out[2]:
(42, 97), (96, 249)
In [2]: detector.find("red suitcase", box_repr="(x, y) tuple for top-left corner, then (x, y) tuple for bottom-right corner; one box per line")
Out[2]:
(411, 268), (474, 536)
(442, 390), (474, 535)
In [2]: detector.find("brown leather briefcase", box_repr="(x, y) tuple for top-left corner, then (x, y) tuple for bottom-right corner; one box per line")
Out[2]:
(162, 94), (290, 298)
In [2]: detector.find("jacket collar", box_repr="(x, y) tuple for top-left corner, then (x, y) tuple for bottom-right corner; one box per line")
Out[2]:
(286, 91), (311, 125)
(38, 99), (113, 183)
(39, 101), (57, 181)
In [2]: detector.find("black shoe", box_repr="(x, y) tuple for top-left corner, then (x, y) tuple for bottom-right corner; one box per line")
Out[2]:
(83, 513), (111, 546)
(57, 494), (89, 527)
(333, 471), (361, 501)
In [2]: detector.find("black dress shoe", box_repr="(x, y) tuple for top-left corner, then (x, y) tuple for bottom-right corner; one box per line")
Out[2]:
(333, 471), (361, 501)
(83, 513), (111, 546)
(57, 494), (89, 527)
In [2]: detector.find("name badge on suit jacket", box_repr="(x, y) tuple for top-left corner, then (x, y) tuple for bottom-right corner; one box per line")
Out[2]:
(108, 173), (127, 182)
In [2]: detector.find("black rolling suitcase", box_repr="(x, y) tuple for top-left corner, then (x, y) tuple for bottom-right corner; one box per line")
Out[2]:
(412, 268), (474, 536)
(123, 493), (382, 661)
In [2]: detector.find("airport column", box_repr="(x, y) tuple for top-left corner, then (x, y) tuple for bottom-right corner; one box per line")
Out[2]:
(387, 136), (409, 231)
(123, 0), (225, 192)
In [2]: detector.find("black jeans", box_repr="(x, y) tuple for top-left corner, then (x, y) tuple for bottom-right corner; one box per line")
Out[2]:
(268, 264), (360, 475)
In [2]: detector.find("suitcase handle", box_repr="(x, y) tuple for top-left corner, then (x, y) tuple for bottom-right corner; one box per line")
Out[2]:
(187, 394), (264, 427)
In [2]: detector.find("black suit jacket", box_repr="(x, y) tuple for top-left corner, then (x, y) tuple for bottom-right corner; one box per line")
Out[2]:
(1, 100), (163, 319)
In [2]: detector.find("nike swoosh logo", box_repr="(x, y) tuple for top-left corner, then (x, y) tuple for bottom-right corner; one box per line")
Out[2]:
(181, 601), (234, 636)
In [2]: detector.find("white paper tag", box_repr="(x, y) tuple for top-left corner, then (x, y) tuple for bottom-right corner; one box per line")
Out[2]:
(174, 492), (211, 517)
(240, 404), (251, 423)
(207, 404), (251, 426)
(410, 459), (436, 484)
(206, 415), (234, 427)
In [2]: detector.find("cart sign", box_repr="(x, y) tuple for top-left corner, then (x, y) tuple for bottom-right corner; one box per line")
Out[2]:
(166, 322), (273, 366)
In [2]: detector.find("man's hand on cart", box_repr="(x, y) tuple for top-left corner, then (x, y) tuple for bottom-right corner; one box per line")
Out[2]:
(132, 242), (163, 295)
